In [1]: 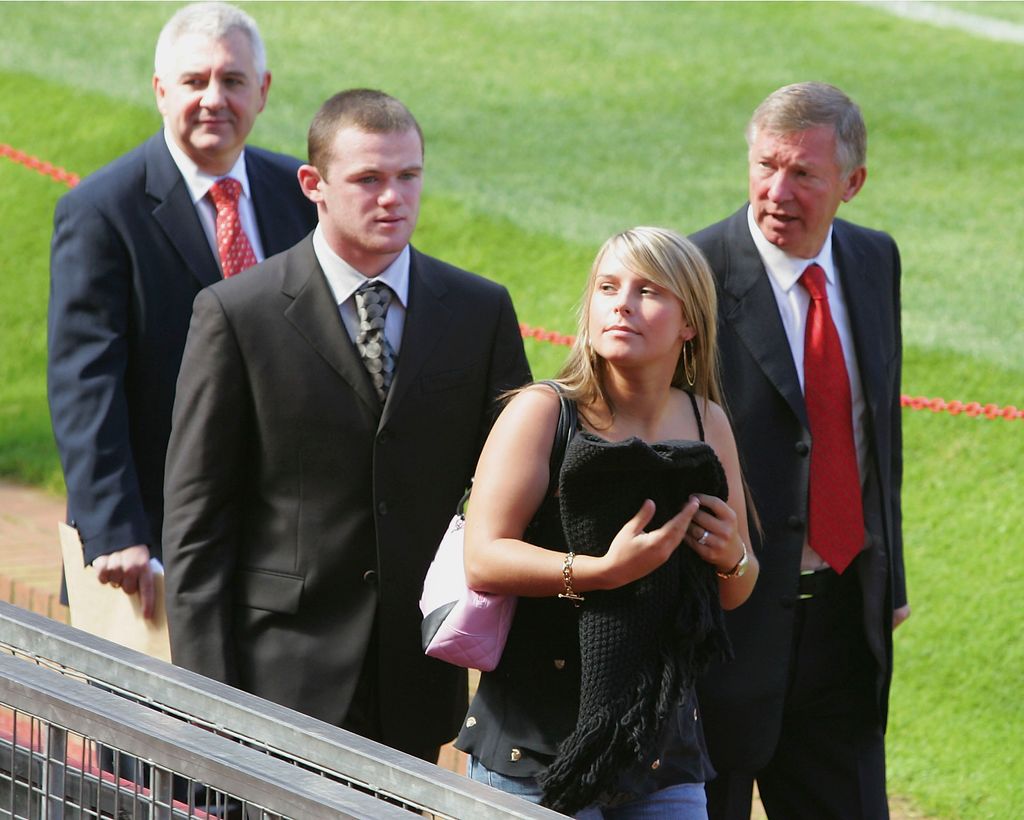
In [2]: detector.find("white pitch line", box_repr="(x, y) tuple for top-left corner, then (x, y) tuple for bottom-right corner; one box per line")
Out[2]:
(859, 1), (1024, 44)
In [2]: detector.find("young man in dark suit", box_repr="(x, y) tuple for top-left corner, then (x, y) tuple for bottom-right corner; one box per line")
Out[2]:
(47, 1), (315, 618)
(690, 82), (910, 820)
(163, 89), (532, 762)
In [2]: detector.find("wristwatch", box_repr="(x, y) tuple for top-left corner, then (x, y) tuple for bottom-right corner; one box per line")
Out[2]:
(716, 540), (749, 580)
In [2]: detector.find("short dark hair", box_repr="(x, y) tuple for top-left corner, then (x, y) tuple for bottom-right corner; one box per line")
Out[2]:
(307, 89), (423, 173)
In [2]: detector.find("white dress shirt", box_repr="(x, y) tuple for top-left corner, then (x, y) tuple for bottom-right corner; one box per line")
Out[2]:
(312, 224), (409, 354)
(746, 205), (868, 569)
(163, 129), (267, 265)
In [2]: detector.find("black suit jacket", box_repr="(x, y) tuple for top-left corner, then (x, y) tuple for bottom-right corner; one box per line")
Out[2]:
(691, 207), (905, 771)
(47, 132), (316, 564)
(162, 237), (531, 753)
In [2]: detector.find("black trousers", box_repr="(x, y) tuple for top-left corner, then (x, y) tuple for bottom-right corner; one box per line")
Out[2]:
(341, 622), (441, 765)
(707, 568), (888, 820)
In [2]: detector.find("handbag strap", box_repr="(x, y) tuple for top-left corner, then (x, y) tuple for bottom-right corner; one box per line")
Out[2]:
(456, 380), (577, 515)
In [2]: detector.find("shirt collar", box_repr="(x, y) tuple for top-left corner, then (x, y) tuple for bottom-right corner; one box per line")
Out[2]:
(745, 204), (836, 291)
(162, 127), (251, 205)
(312, 224), (410, 309)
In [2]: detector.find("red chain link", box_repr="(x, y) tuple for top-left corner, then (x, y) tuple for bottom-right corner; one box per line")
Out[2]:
(900, 395), (1022, 421)
(1, 144), (80, 187)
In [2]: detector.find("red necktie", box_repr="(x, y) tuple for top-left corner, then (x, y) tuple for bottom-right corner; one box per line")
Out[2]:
(208, 178), (257, 278)
(800, 263), (864, 574)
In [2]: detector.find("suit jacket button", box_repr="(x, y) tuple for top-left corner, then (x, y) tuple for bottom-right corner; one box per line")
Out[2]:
(794, 441), (809, 456)
(787, 515), (804, 531)
(377, 501), (388, 516)
(362, 570), (377, 585)
(553, 659), (566, 670)
(465, 716), (477, 728)
(377, 429), (390, 444)
(510, 748), (522, 763)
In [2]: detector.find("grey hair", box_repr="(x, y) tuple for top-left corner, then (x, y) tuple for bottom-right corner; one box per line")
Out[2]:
(745, 82), (866, 176)
(155, 2), (266, 79)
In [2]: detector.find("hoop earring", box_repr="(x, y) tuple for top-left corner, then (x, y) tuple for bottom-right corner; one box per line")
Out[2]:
(683, 339), (696, 388)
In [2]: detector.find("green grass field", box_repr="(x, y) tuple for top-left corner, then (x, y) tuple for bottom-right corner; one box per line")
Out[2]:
(1, 2), (1021, 817)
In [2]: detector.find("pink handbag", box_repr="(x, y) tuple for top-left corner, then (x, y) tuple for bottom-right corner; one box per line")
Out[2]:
(419, 381), (576, 671)
(419, 504), (517, 671)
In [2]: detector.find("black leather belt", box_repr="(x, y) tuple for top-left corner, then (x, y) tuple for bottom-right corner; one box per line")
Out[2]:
(798, 567), (839, 600)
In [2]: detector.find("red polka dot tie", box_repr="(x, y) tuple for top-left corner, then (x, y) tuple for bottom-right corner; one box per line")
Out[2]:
(799, 263), (864, 574)
(209, 178), (258, 278)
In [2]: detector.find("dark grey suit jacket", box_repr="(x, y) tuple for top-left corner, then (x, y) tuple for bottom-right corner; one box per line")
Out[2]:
(691, 207), (905, 771)
(163, 237), (531, 753)
(48, 131), (316, 564)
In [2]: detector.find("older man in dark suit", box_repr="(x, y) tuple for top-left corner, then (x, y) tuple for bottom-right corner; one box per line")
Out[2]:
(163, 89), (532, 762)
(47, 1), (315, 618)
(690, 82), (909, 820)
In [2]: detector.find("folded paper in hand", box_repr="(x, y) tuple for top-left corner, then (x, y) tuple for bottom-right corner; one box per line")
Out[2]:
(58, 521), (171, 661)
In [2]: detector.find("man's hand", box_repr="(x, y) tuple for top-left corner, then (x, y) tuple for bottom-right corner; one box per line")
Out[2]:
(893, 603), (911, 629)
(92, 545), (156, 620)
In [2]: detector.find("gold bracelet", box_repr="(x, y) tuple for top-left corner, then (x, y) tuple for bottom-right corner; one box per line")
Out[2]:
(716, 540), (749, 580)
(558, 551), (585, 605)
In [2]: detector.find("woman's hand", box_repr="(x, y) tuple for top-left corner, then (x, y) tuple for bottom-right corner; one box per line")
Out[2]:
(684, 493), (744, 574)
(594, 496), (700, 590)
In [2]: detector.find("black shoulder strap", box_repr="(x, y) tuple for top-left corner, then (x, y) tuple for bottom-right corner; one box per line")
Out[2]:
(456, 381), (577, 515)
(538, 380), (578, 480)
(687, 391), (705, 442)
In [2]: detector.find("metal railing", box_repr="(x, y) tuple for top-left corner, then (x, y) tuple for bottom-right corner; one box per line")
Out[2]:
(0, 602), (559, 819)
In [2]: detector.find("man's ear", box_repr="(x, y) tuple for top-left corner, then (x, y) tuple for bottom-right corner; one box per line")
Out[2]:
(841, 166), (867, 203)
(152, 75), (167, 115)
(297, 165), (323, 203)
(257, 70), (271, 114)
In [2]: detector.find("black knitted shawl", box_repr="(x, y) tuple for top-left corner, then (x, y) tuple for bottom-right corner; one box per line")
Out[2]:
(538, 432), (732, 814)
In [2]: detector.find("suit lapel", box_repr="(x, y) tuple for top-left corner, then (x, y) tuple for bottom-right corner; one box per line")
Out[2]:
(720, 210), (808, 428)
(833, 222), (885, 428)
(247, 149), (293, 257)
(281, 238), (382, 415)
(381, 248), (452, 424)
(144, 134), (222, 288)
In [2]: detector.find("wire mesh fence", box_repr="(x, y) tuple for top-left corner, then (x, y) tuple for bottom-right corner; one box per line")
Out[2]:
(0, 601), (559, 819)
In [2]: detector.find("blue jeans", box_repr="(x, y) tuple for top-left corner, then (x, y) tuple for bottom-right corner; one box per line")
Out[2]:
(467, 756), (707, 819)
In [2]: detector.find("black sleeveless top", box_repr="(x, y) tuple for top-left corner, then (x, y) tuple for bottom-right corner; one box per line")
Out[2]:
(455, 392), (715, 790)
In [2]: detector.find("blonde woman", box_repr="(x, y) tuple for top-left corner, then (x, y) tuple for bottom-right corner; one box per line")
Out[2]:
(455, 227), (758, 818)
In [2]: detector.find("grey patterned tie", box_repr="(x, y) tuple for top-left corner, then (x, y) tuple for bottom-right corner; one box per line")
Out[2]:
(354, 280), (397, 402)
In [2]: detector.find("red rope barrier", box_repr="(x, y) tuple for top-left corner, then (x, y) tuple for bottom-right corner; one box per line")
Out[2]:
(2, 146), (1019, 424)
(520, 324), (1021, 421)
(0, 143), (79, 187)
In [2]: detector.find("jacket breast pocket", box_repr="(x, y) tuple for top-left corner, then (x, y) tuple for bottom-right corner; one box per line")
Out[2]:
(420, 363), (480, 394)
(235, 568), (303, 614)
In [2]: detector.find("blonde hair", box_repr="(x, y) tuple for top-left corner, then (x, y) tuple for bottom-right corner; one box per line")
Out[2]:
(554, 227), (722, 421)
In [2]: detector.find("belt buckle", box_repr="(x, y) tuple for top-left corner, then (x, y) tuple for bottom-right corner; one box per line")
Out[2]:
(798, 568), (825, 600)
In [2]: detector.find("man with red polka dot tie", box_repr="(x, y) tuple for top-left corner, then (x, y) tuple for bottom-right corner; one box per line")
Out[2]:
(209, 177), (258, 277)
(48, 2), (315, 621)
